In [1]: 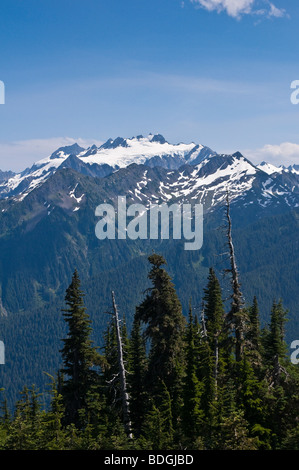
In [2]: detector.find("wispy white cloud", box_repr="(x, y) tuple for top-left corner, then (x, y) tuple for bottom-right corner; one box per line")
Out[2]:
(190, 0), (288, 19)
(0, 137), (103, 172)
(190, 0), (254, 18)
(268, 2), (287, 18)
(243, 142), (299, 166)
(77, 71), (267, 97)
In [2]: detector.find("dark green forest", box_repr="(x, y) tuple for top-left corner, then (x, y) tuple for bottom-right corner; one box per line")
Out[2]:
(0, 251), (298, 451)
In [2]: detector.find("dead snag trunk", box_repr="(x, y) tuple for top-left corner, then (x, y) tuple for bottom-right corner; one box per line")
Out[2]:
(225, 191), (245, 362)
(111, 290), (132, 438)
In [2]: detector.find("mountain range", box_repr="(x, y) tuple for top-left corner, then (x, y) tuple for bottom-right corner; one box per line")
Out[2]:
(0, 133), (298, 408)
(1, 134), (299, 209)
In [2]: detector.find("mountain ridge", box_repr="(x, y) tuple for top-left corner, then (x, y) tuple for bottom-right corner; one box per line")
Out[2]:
(0, 134), (298, 213)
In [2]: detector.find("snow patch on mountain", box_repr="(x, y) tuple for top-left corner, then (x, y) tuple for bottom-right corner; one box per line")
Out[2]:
(69, 183), (85, 204)
(257, 161), (284, 175)
(0, 134), (299, 216)
(0, 135), (203, 200)
(79, 135), (197, 168)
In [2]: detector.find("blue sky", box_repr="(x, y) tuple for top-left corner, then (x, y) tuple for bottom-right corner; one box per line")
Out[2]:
(0, 0), (299, 170)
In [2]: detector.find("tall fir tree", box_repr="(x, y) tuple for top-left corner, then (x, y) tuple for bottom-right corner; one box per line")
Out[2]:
(245, 296), (263, 375)
(248, 296), (260, 349)
(199, 269), (231, 446)
(59, 269), (101, 428)
(263, 300), (289, 386)
(262, 299), (293, 447)
(128, 314), (148, 438)
(135, 253), (186, 419)
(141, 381), (174, 450)
(182, 301), (204, 445)
(203, 268), (228, 397)
(237, 353), (271, 449)
(43, 374), (67, 449)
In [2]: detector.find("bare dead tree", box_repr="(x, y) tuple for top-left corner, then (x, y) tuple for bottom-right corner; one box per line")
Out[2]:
(225, 191), (247, 362)
(200, 300), (207, 338)
(111, 290), (132, 438)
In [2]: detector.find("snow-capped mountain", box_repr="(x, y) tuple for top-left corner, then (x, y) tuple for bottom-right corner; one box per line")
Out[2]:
(257, 161), (299, 176)
(289, 164), (299, 175)
(79, 134), (213, 168)
(101, 151), (299, 220)
(0, 134), (215, 200)
(257, 161), (284, 175)
(0, 133), (298, 217)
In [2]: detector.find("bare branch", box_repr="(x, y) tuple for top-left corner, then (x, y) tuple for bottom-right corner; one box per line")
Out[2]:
(111, 291), (133, 439)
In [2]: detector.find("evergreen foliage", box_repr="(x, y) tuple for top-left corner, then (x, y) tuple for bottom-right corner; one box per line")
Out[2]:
(0, 255), (298, 450)
(135, 254), (186, 396)
(59, 269), (102, 428)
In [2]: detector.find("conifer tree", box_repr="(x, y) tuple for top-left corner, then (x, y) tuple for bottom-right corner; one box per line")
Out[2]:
(262, 300), (292, 446)
(182, 301), (204, 444)
(216, 410), (258, 450)
(263, 300), (288, 386)
(198, 269), (232, 446)
(245, 296), (263, 376)
(43, 375), (66, 449)
(268, 300), (288, 362)
(247, 297), (261, 351)
(248, 296), (260, 349)
(59, 270), (101, 428)
(4, 387), (44, 450)
(203, 268), (228, 401)
(4, 390), (32, 450)
(135, 253), (186, 424)
(128, 314), (148, 437)
(141, 381), (174, 450)
(237, 353), (270, 449)
(102, 317), (119, 410)
(0, 396), (11, 432)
